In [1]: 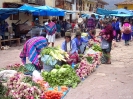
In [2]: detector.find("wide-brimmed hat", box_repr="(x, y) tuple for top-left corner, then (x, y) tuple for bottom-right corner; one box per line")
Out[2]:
(124, 18), (129, 23)
(76, 31), (81, 36)
(65, 32), (71, 37)
(102, 20), (109, 25)
(112, 18), (117, 21)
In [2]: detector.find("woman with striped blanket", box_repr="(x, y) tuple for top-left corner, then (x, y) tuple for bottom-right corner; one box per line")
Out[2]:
(45, 20), (56, 47)
(20, 33), (48, 70)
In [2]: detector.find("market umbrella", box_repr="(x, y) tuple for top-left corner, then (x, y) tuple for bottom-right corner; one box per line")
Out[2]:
(33, 5), (65, 16)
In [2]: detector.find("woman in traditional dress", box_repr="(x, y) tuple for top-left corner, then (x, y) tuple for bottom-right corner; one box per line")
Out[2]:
(122, 18), (131, 46)
(99, 20), (114, 64)
(61, 32), (79, 65)
(20, 32), (48, 70)
(73, 31), (88, 54)
(45, 19), (56, 47)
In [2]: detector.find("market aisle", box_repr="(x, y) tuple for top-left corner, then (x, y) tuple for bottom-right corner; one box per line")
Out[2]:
(65, 41), (133, 99)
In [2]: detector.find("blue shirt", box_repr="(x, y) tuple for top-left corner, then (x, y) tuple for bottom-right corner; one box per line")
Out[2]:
(61, 40), (77, 54)
(73, 37), (88, 49)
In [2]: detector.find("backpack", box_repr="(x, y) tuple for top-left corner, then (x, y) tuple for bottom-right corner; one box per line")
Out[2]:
(122, 23), (131, 34)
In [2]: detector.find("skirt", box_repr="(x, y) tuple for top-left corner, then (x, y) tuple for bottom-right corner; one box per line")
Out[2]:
(67, 52), (79, 65)
(122, 33), (131, 41)
(46, 34), (55, 43)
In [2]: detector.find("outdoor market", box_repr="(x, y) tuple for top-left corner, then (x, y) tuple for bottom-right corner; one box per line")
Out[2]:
(0, 2), (133, 99)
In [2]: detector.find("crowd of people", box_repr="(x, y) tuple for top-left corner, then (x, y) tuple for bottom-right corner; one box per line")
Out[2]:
(18, 14), (133, 70)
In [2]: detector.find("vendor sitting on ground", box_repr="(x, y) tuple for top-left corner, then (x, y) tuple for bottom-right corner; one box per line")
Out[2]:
(73, 31), (88, 54)
(61, 32), (79, 65)
(20, 32), (48, 70)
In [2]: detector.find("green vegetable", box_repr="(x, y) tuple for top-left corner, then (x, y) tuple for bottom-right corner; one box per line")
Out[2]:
(86, 57), (93, 64)
(92, 44), (102, 52)
(41, 64), (81, 88)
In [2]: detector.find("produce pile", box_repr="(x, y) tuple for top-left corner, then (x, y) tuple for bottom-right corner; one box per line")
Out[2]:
(42, 64), (80, 88)
(0, 38), (103, 99)
(6, 73), (43, 99)
(75, 54), (99, 79)
(41, 46), (69, 62)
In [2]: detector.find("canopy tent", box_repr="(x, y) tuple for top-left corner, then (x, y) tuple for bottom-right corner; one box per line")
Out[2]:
(81, 14), (89, 18)
(96, 8), (118, 16)
(33, 5), (65, 16)
(0, 8), (19, 20)
(113, 8), (133, 14)
(19, 4), (39, 12)
(110, 14), (133, 17)
(65, 10), (77, 14)
(92, 13), (105, 19)
(19, 4), (65, 16)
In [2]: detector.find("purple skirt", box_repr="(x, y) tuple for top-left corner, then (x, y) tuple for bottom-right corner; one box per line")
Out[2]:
(122, 33), (131, 40)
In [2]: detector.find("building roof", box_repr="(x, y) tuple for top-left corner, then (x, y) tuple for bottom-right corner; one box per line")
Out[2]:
(115, 0), (133, 6)
(97, 0), (109, 5)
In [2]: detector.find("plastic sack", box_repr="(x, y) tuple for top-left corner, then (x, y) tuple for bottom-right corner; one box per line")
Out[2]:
(32, 70), (43, 82)
(0, 70), (17, 81)
(84, 48), (97, 55)
(41, 55), (57, 66)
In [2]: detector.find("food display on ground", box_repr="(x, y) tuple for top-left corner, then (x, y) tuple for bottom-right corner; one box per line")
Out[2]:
(0, 39), (102, 99)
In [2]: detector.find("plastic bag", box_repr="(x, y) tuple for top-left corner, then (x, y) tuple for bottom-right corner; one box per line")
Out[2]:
(41, 55), (57, 66)
(32, 70), (43, 82)
(0, 70), (17, 81)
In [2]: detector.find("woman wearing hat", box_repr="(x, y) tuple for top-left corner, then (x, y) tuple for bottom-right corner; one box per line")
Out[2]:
(122, 18), (131, 45)
(73, 31), (88, 54)
(61, 32), (79, 65)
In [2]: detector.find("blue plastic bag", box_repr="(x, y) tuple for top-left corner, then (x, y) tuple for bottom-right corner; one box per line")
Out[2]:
(41, 55), (57, 66)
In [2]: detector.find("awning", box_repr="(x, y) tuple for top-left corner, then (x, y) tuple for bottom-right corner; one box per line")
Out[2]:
(96, 8), (118, 16)
(113, 8), (133, 15)
(0, 8), (19, 20)
(19, 4), (39, 12)
(65, 10), (78, 14)
(34, 5), (65, 16)
(110, 14), (133, 17)
(19, 4), (65, 16)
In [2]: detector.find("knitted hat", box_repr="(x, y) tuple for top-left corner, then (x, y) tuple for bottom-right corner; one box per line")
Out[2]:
(124, 18), (129, 23)
(65, 32), (71, 37)
(76, 31), (81, 36)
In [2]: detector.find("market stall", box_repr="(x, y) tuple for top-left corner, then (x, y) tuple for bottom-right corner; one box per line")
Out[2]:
(0, 36), (102, 99)
(19, 4), (65, 16)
